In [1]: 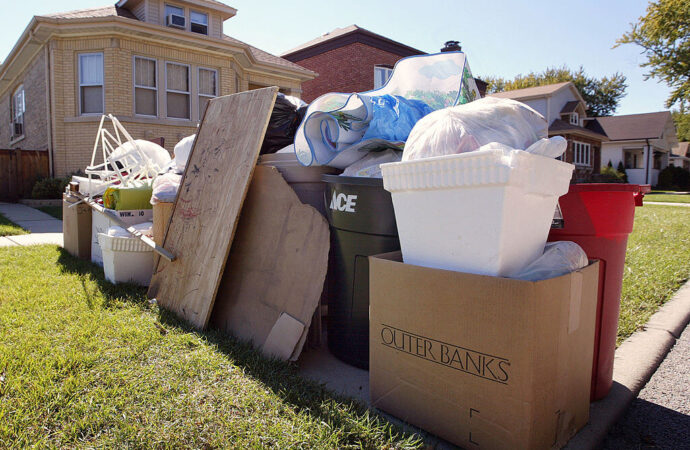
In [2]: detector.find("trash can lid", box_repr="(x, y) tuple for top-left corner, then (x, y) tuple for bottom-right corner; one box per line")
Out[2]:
(568, 183), (641, 193)
(322, 174), (384, 186)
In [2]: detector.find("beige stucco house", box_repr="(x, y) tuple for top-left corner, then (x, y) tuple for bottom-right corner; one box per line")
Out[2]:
(0, 0), (315, 177)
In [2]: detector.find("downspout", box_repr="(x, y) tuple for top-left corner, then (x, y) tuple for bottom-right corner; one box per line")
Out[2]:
(43, 44), (54, 177)
(645, 138), (651, 185)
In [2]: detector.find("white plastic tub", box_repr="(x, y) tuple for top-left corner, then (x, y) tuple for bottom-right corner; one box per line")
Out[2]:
(97, 233), (153, 286)
(91, 208), (153, 266)
(381, 148), (574, 276)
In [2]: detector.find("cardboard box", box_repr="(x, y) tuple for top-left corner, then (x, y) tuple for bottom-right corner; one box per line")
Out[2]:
(369, 252), (598, 450)
(152, 202), (175, 246)
(91, 208), (153, 266)
(62, 194), (92, 259)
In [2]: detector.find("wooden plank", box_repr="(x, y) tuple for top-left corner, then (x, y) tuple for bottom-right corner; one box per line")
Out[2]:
(148, 87), (278, 329)
(210, 165), (330, 361)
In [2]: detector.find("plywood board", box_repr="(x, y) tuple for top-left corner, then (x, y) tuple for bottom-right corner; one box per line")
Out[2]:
(148, 87), (278, 328)
(210, 165), (330, 361)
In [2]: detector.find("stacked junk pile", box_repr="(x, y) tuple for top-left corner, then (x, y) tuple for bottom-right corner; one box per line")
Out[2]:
(62, 51), (649, 449)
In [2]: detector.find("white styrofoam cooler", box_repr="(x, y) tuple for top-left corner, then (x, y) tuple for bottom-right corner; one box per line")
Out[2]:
(381, 148), (574, 277)
(91, 208), (153, 265)
(97, 233), (153, 286)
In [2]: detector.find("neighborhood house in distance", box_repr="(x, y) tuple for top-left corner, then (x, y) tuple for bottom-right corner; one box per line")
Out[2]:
(0, 0), (315, 177)
(489, 83), (678, 185)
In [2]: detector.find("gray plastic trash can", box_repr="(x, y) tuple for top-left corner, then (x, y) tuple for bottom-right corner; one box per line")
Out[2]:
(323, 174), (400, 369)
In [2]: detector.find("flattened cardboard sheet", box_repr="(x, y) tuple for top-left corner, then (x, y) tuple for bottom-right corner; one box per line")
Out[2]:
(211, 165), (329, 361)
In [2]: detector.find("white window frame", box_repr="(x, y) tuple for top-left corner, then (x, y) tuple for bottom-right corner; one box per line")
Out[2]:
(573, 141), (591, 166)
(570, 112), (579, 126)
(165, 61), (191, 120)
(78, 52), (105, 116)
(190, 10), (209, 35)
(374, 65), (393, 89)
(197, 67), (218, 121)
(133, 56), (158, 117)
(10, 84), (25, 142)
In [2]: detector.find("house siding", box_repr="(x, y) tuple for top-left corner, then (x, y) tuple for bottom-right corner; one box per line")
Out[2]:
(47, 34), (299, 176)
(132, 1), (147, 21)
(0, 50), (49, 151)
(289, 42), (411, 102)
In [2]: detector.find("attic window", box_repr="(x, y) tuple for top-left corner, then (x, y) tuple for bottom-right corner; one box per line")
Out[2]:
(190, 11), (208, 35)
(570, 112), (579, 126)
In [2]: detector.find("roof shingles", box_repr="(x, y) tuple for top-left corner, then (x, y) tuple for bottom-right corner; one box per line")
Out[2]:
(593, 112), (671, 141)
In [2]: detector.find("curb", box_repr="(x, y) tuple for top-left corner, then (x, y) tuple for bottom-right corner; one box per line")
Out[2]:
(565, 281), (690, 449)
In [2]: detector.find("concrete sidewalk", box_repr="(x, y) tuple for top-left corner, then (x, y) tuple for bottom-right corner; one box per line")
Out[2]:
(0, 202), (63, 247)
(645, 201), (690, 207)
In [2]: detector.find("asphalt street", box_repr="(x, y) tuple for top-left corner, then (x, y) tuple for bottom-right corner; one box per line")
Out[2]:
(603, 324), (690, 449)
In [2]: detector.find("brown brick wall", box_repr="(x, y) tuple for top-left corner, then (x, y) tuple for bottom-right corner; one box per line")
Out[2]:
(0, 50), (49, 150)
(555, 133), (602, 182)
(293, 43), (409, 102)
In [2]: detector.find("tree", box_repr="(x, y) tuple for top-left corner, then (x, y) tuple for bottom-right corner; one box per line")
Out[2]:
(672, 101), (690, 141)
(616, 0), (690, 108)
(483, 66), (627, 116)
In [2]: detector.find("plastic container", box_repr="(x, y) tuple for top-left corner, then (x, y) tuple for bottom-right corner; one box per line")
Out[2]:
(97, 233), (153, 286)
(548, 183), (642, 401)
(381, 148), (574, 276)
(91, 208), (153, 266)
(323, 175), (400, 369)
(258, 153), (338, 217)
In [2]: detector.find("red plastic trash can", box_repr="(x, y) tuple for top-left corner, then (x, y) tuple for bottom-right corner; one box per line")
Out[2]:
(548, 183), (643, 401)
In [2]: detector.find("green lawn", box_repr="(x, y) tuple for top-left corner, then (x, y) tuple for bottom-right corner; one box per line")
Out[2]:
(0, 245), (420, 448)
(618, 204), (690, 344)
(1, 204), (688, 446)
(37, 205), (63, 220)
(645, 191), (690, 204)
(0, 213), (28, 236)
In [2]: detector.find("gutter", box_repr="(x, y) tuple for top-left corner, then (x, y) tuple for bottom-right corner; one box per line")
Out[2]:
(645, 138), (651, 185)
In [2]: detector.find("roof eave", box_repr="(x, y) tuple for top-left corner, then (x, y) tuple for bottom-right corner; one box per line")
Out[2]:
(118, 0), (237, 19)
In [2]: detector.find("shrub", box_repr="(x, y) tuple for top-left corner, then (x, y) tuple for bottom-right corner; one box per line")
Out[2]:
(657, 166), (690, 190)
(599, 165), (625, 183)
(31, 176), (71, 199)
(616, 161), (629, 183)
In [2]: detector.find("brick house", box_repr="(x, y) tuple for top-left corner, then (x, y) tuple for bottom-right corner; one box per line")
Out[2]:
(0, 0), (314, 177)
(489, 82), (609, 181)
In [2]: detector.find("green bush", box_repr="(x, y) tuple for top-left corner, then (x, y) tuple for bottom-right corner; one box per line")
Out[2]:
(616, 161), (629, 183)
(599, 165), (625, 182)
(657, 166), (690, 190)
(31, 176), (71, 199)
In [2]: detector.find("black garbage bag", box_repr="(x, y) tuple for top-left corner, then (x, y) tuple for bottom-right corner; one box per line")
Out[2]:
(260, 93), (308, 155)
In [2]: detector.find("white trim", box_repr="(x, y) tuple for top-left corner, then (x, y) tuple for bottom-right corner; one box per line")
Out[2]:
(77, 52), (104, 116)
(197, 66), (217, 121)
(164, 61), (191, 120)
(133, 55), (158, 118)
(572, 140), (591, 167)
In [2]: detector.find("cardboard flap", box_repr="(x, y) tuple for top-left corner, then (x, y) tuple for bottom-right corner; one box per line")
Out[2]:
(262, 313), (305, 360)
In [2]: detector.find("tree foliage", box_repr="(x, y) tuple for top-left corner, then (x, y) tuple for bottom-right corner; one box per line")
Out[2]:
(616, 0), (690, 108)
(672, 102), (690, 141)
(483, 66), (627, 117)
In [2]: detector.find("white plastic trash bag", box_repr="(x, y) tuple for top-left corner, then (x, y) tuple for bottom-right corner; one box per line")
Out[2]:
(402, 97), (547, 161)
(173, 134), (195, 171)
(107, 222), (154, 238)
(342, 149), (402, 178)
(150, 172), (182, 205)
(513, 241), (588, 281)
(110, 139), (171, 171)
(525, 136), (568, 158)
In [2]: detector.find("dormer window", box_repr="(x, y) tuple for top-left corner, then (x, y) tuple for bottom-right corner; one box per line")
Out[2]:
(165, 4), (185, 29)
(190, 11), (208, 35)
(570, 112), (579, 126)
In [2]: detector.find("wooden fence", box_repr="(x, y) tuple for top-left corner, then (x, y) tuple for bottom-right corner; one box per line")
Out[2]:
(0, 149), (50, 201)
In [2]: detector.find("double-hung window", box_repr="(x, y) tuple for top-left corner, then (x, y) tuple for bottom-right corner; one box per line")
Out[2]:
(134, 57), (157, 116)
(79, 53), (104, 115)
(11, 85), (25, 140)
(570, 112), (579, 126)
(573, 141), (591, 166)
(198, 68), (217, 121)
(374, 65), (393, 89)
(166, 62), (190, 119)
(190, 11), (208, 35)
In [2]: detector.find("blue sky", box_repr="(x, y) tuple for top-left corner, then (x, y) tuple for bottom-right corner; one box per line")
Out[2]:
(2, 0), (671, 115)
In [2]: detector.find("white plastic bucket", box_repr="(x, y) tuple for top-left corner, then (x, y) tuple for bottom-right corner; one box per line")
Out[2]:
(97, 233), (153, 286)
(381, 148), (574, 276)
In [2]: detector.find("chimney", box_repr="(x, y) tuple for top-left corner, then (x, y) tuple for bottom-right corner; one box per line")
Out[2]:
(441, 41), (462, 52)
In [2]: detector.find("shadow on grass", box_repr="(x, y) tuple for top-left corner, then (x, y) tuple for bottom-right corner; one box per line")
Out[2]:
(55, 248), (420, 447)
